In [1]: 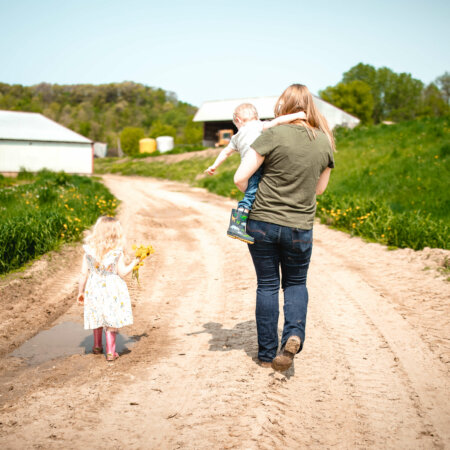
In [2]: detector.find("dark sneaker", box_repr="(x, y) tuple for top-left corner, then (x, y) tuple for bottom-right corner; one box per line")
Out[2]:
(227, 208), (254, 244)
(271, 336), (301, 372)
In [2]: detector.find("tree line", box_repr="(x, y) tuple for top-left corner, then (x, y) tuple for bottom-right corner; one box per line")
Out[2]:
(1, 66), (448, 155)
(319, 63), (449, 125)
(0, 81), (203, 153)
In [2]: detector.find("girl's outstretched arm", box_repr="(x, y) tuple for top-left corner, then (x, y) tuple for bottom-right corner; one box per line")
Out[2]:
(77, 255), (89, 304)
(117, 253), (140, 278)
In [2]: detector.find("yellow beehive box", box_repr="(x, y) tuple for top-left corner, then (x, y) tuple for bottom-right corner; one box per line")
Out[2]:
(139, 138), (157, 153)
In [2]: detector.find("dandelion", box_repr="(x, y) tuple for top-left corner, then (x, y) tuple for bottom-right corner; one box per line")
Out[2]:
(132, 244), (155, 282)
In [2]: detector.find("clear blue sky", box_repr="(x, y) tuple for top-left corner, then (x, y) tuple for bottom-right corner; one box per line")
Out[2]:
(0, 0), (449, 106)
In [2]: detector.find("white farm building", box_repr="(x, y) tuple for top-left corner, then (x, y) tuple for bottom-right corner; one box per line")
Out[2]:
(0, 110), (93, 174)
(194, 95), (360, 147)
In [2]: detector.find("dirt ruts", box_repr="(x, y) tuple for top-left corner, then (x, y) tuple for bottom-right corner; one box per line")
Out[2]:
(0, 174), (448, 449)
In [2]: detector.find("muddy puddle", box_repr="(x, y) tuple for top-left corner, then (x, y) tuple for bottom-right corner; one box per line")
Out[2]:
(12, 322), (136, 366)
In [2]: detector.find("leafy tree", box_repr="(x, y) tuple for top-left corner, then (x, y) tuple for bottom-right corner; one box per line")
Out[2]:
(148, 120), (176, 139)
(120, 127), (145, 156)
(320, 80), (374, 124)
(383, 72), (423, 121)
(435, 72), (450, 104)
(78, 121), (91, 137)
(0, 82), (200, 150)
(336, 63), (443, 123)
(421, 83), (449, 117)
(182, 121), (203, 144)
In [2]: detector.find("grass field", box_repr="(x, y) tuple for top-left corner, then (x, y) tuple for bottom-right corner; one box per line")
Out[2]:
(0, 170), (117, 274)
(95, 116), (450, 250)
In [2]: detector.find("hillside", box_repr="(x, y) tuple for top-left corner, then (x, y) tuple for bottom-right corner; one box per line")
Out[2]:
(95, 116), (450, 250)
(0, 81), (202, 149)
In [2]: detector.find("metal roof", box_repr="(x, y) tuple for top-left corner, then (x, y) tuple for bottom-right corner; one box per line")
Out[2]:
(0, 110), (93, 144)
(193, 95), (360, 129)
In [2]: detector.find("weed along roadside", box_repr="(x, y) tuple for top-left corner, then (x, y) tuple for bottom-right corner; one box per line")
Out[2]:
(95, 116), (450, 252)
(0, 170), (118, 275)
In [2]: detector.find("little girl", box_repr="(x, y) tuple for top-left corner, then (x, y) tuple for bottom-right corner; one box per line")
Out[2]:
(77, 216), (139, 361)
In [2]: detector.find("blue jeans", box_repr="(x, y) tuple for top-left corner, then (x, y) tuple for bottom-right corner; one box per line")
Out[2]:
(246, 219), (313, 362)
(237, 167), (262, 211)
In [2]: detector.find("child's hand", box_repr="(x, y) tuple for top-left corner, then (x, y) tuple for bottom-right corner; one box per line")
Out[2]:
(133, 257), (141, 267)
(205, 166), (216, 176)
(77, 293), (84, 305)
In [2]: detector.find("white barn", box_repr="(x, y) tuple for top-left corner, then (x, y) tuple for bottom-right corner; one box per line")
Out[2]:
(0, 110), (93, 174)
(194, 95), (360, 147)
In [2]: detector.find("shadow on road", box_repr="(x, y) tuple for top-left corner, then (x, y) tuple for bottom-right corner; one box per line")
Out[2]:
(188, 321), (258, 360)
(188, 321), (296, 377)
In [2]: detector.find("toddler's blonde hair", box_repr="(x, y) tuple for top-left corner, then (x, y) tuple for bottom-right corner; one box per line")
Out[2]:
(233, 103), (259, 125)
(86, 216), (123, 261)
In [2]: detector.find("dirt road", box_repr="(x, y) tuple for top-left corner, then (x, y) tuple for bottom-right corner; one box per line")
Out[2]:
(0, 174), (449, 449)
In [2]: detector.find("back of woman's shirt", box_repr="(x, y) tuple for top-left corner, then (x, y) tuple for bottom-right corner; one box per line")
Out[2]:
(249, 124), (334, 230)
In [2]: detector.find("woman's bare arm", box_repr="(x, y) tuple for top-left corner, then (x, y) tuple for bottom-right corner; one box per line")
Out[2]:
(234, 148), (265, 192)
(316, 167), (332, 195)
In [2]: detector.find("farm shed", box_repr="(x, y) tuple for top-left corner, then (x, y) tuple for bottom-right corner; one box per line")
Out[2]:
(0, 110), (93, 174)
(193, 95), (360, 147)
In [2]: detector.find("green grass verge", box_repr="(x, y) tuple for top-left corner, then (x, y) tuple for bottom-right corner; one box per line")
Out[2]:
(131, 144), (206, 158)
(0, 170), (117, 274)
(95, 116), (450, 250)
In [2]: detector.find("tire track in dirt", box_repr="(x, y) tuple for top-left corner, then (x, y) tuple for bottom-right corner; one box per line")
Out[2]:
(0, 175), (448, 449)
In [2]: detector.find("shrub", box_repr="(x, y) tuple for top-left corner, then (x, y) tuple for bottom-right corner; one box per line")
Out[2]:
(120, 127), (145, 156)
(0, 171), (117, 274)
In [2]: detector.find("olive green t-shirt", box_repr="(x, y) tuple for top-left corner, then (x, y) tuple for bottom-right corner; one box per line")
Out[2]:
(249, 124), (334, 230)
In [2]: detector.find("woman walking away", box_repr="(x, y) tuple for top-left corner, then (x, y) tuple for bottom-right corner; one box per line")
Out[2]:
(77, 216), (140, 361)
(234, 84), (335, 371)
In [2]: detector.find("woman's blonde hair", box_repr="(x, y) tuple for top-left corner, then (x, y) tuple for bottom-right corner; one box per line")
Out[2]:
(86, 216), (123, 260)
(274, 84), (335, 150)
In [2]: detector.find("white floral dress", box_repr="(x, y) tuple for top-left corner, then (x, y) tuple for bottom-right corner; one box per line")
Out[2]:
(83, 245), (133, 330)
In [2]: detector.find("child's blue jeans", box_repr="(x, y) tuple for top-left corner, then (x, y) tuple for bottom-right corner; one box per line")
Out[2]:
(237, 167), (262, 211)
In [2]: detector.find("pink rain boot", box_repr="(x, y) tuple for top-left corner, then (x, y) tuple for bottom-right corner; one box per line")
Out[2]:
(105, 330), (119, 361)
(93, 327), (103, 354)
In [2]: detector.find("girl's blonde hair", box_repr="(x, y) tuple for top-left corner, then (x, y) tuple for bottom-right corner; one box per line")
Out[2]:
(86, 216), (123, 260)
(274, 84), (335, 150)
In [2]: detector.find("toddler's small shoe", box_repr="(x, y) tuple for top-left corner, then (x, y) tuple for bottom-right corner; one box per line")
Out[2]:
(227, 208), (254, 244)
(271, 335), (301, 372)
(106, 352), (119, 362)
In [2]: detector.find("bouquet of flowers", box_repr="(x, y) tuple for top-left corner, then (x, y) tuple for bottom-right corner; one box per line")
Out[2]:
(132, 244), (155, 282)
